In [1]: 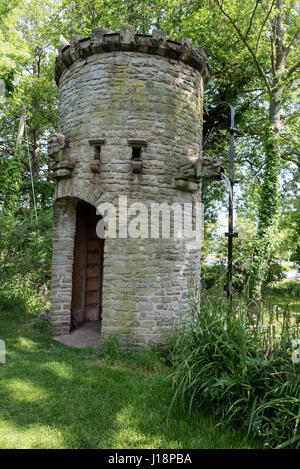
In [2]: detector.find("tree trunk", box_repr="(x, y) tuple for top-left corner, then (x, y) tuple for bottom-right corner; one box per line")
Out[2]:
(247, 0), (289, 297)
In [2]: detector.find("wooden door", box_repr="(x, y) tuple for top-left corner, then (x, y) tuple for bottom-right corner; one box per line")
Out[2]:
(71, 201), (104, 329)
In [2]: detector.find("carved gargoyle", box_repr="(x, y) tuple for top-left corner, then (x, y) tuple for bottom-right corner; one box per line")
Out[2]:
(48, 133), (69, 162)
(177, 155), (223, 180)
(174, 155), (223, 191)
(195, 156), (223, 179)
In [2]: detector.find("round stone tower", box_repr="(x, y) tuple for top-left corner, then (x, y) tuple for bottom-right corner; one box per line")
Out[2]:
(49, 25), (221, 346)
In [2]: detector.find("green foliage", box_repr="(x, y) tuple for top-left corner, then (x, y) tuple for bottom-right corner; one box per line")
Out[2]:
(0, 276), (50, 321)
(1, 0), (299, 297)
(288, 198), (300, 266)
(263, 261), (286, 286)
(133, 348), (164, 371)
(99, 334), (124, 361)
(0, 209), (53, 283)
(1, 146), (23, 212)
(0, 1), (28, 74)
(168, 293), (300, 448)
(291, 250), (300, 267)
(0, 209), (52, 325)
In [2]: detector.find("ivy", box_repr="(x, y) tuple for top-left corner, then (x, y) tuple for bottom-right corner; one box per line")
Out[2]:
(248, 127), (281, 298)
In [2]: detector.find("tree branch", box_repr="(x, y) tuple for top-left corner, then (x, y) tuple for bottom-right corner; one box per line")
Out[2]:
(236, 91), (266, 115)
(280, 150), (300, 158)
(244, 0), (260, 40)
(284, 60), (300, 81)
(255, 0), (276, 54)
(286, 26), (300, 55)
(214, 0), (272, 95)
(281, 112), (300, 127)
(0, 143), (14, 156)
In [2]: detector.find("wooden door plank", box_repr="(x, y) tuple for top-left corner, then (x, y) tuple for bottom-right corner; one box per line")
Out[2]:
(72, 201), (104, 327)
(71, 202), (86, 328)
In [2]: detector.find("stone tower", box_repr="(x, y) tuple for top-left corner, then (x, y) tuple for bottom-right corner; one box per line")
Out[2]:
(49, 25), (222, 346)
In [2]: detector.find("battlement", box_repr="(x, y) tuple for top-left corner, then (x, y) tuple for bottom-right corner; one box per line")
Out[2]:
(55, 24), (209, 85)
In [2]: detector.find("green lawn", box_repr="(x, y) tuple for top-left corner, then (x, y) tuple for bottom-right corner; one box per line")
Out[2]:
(266, 280), (300, 315)
(0, 312), (260, 449)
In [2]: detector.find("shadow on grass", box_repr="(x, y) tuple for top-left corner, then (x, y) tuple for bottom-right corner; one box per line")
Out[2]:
(0, 314), (260, 449)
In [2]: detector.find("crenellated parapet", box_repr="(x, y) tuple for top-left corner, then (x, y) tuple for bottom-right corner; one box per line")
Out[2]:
(55, 24), (209, 85)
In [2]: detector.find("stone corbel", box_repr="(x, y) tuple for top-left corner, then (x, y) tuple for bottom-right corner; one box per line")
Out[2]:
(173, 177), (199, 192)
(90, 161), (101, 173)
(131, 159), (143, 173)
(51, 160), (75, 179)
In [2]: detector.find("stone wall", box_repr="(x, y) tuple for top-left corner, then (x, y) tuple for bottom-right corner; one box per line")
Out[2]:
(50, 27), (210, 346)
(51, 197), (77, 335)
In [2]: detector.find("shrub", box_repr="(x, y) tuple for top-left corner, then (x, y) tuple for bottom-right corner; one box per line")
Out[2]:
(0, 210), (52, 321)
(202, 261), (245, 293)
(0, 209), (53, 285)
(263, 261), (286, 287)
(0, 275), (50, 321)
(168, 294), (300, 448)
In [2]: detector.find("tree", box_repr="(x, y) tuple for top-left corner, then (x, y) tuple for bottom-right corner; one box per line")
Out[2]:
(17, 0), (59, 178)
(0, 0), (59, 215)
(209, 0), (299, 296)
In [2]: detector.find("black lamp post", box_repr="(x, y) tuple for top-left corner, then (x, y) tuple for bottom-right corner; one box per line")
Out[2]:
(203, 103), (239, 315)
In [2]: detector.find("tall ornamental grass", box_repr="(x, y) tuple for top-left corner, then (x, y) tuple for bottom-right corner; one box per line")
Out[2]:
(168, 290), (300, 448)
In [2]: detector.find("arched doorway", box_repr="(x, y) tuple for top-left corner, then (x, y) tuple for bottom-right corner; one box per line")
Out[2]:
(71, 201), (104, 330)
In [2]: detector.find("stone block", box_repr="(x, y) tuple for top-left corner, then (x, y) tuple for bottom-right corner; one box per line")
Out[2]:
(120, 24), (135, 43)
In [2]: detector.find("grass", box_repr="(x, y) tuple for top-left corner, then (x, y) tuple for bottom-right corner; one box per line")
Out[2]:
(266, 280), (300, 315)
(168, 282), (300, 448)
(0, 310), (261, 449)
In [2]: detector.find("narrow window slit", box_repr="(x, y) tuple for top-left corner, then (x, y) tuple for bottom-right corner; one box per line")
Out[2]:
(94, 146), (101, 161)
(132, 147), (141, 159)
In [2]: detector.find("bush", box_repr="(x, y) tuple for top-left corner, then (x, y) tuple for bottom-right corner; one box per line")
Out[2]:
(263, 261), (286, 287)
(201, 261), (225, 290)
(202, 259), (285, 294)
(0, 209), (53, 284)
(168, 294), (300, 448)
(0, 276), (50, 321)
(0, 210), (52, 321)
